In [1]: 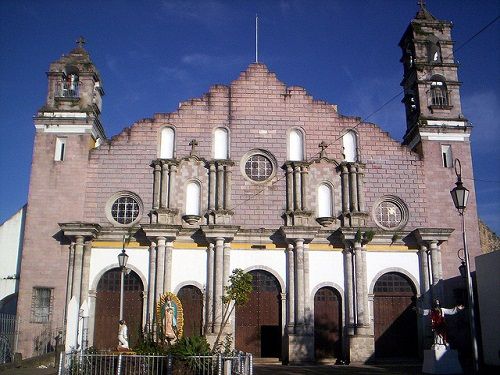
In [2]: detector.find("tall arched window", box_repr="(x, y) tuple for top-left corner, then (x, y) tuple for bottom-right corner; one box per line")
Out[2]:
(288, 129), (304, 161)
(430, 76), (449, 107)
(160, 127), (175, 159)
(342, 131), (357, 162)
(185, 181), (201, 216)
(317, 183), (333, 217)
(214, 127), (229, 159)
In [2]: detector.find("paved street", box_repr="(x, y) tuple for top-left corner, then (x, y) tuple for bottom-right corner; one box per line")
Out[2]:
(254, 363), (425, 375)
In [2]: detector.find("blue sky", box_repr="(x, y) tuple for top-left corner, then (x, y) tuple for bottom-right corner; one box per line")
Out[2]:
(1, 0), (499, 234)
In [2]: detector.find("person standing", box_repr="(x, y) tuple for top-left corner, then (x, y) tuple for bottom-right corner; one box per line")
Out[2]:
(118, 320), (129, 349)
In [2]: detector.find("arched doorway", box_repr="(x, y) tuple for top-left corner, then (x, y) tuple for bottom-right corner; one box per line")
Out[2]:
(314, 287), (342, 360)
(373, 272), (418, 358)
(94, 268), (144, 349)
(178, 285), (203, 337)
(235, 270), (281, 358)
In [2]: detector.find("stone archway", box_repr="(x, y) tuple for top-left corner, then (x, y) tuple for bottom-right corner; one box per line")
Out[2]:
(94, 268), (144, 350)
(314, 286), (342, 360)
(235, 270), (282, 358)
(373, 272), (418, 358)
(177, 285), (203, 337)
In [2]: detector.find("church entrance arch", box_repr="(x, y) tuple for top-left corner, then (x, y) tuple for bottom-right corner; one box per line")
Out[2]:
(94, 268), (144, 350)
(235, 270), (281, 358)
(178, 285), (203, 337)
(314, 287), (342, 360)
(373, 272), (418, 358)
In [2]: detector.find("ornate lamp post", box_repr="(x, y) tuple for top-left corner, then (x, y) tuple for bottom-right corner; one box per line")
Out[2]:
(118, 237), (129, 321)
(450, 159), (479, 374)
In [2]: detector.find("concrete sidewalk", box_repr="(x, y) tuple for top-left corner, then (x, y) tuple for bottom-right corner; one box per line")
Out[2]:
(254, 363), (425, 375)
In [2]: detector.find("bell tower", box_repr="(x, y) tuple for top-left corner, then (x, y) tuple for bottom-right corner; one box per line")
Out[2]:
(399, 4), (481, 288)
(16, 38), (106, 356)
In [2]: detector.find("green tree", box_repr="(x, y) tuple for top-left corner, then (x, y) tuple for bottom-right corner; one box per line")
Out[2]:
(212, 268), (253, 352)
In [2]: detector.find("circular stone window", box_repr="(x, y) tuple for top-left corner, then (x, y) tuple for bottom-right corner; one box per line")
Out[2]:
(106, 192), (143, 226)
(241, 149), (277, 183)
(372, 196), (408, 230)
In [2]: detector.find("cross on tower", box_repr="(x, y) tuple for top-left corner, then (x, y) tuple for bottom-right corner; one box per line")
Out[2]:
(189, 139), (198, 156)
(418, 0), (426, 10)
(76, 36), (86, 48)
(319, 141), (328, 158)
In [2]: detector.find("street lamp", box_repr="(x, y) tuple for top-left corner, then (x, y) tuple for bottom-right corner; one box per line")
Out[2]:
(118, 236), (129, 321)
(450, 159), (479, 374)
(457, 248), (466, 279)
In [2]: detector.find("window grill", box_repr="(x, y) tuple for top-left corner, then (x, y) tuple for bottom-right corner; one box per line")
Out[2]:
(111, 197), (140, 224)
(245, 154), (273, 181)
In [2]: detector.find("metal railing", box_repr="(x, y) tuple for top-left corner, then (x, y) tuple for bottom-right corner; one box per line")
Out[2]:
(0, 313), (15, 363)
(58, 352), (253, 375)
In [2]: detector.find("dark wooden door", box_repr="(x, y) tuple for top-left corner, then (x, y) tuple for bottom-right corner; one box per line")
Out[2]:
(314, 287), (342, 360)
(94, 269), (144, 350)
(178, 285), (203, 337)
(235, 270), (281, 358)
(373, 272), (417, 358)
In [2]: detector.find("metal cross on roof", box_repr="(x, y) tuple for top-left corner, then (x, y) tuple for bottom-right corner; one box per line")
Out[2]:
(418, 0), (426, 10)
(76, 36), (86, 48)
(189, 139), (198, 156)
(319, 141), (328, 158)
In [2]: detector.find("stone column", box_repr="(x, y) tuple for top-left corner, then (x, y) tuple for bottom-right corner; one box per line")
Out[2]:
(357, 165), (365, 213)
(65, 242), (75, 314)
(168, 164), (177, 209)
(286, 165), (293, 212)
(80, 241), (92, 307)
(353, 241), (366, 328)
(153, 162), (161, 209)
(286, 244), (295, 333)
(156, 237), (166, 298)
(294, 166), (302, 211)
(147, 241), (157, 326)
(205, 243), (215, 333)
(361, 246), (369, 328)
(429, 240), (441, 287)
(294, 239), (305, 333)
(300, 166), (308, 211)
(209, 163), (216, 211)
(160, 162), (169, 208)
(349, 164), (358, 212)
(224, 166), (232, 210)
(343, 245), (355, 334)
(164, 241), (174, 293)
(87, 290), (97, 347)
(216, 163), (224, 210)
(213, 237), (225, 332)
(71, 236), (85, 304)
(303, 243), (312, 333)
(418, 244), (430, 301)
(223, 243), (231, 320)
(341, 164), (349, 213)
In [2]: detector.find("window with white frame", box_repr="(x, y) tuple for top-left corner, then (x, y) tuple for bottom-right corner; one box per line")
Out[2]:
(288, 129), (304, 161)
(185, 181), (201, 216)
(441, 145), (453, 168)
(54, 137), (66, 161)
(31, 287), (53, 323)
(342, 131), (357, 162)
(214, 127), (229, 159)
(317, 183), (333, 217)
(160, 127), (175, 159)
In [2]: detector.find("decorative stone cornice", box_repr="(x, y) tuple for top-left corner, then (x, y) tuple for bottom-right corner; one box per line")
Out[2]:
(59, 222), (101, 239)
(200, 225), (240, 242)
(141, 224), (180, 241)
(279, 226), (318, 243)
(413, 228), (454, 244)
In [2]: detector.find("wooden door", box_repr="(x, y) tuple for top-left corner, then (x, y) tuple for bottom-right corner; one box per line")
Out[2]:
(235, 270), (281, 358)
(178, 285), (203, 337)
(94, 269), (143, 350)
(373, 272), (417, 358)
(314, 287), (342, 360)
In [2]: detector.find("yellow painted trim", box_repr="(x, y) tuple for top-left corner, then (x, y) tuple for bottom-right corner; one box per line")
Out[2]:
(93, 241), (146, 248)
(173, 242), (205, 249)
(308, 244), (342, 251)
(365, 245), (415, 251)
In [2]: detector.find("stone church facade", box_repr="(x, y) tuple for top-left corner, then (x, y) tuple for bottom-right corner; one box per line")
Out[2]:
(15, 6), (481, 363)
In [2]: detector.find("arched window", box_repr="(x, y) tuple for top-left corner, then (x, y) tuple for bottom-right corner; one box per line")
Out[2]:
(430, 76), (449, 107)
(342, 131), (357, 162)
(427, 37), (441, 63)
(160, 127), (175, 159)
(288, 129), (304, 161)
(317, 183), (333, 217)
(185, 181), (201, 216)
(214, 127), (229, 159)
